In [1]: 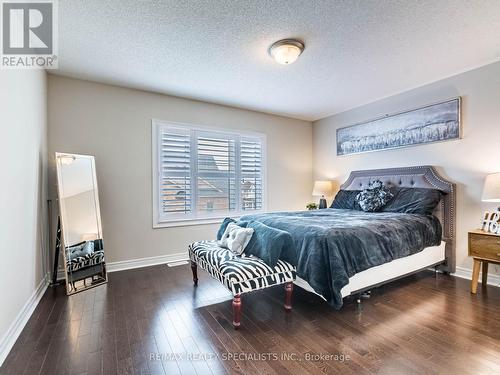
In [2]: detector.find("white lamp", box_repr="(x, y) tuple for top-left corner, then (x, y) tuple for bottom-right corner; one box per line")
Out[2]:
(482, 173), (500, 209)
(312, 180), (334, 209)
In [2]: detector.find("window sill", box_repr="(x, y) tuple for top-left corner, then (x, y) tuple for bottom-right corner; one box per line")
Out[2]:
(153, 210), (266, 228)
(153, 216), (239, 228)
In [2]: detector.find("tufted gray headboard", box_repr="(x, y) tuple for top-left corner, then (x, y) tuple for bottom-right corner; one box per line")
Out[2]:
(340, 165), (456, 273)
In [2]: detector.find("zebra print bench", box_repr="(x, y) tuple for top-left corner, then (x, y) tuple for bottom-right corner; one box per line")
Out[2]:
(188, 240), (296, 329)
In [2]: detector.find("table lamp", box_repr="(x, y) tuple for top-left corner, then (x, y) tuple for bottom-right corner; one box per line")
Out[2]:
(482, 173), (500, 210)
(312, 180), (333, 209)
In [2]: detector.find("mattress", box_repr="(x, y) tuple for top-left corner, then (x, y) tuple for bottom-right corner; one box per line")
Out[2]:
(294, 241), (446, 299)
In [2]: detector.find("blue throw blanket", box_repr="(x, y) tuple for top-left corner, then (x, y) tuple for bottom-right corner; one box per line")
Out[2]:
(241, 209), (442, 308)
(217, 218), (296, 267)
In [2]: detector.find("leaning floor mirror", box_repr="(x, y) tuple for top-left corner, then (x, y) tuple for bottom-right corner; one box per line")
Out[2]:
(56, 152), (107, 295)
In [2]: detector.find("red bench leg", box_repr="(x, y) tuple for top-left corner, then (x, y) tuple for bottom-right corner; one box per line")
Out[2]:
(190, 260), (198, 286)
(284, 282), (293, 311)
(232, 294), (241, 329)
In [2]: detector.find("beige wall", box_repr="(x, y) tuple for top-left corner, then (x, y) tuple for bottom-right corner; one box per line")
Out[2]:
(313, 61), (500, 278)
(0, 70), (48, 357)
(48, 75), (313, 263)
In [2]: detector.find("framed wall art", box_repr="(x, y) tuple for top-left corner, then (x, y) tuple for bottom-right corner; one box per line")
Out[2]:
(336, 97), (461, 156)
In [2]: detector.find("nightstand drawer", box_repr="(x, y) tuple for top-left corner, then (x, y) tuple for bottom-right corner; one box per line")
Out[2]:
(469, 232), (500, 261)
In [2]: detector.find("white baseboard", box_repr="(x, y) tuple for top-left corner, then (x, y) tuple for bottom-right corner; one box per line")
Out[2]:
(56, 269), (65, 281)
(54, 252), (190, 281)
(0, 273), (50, 367)
(452, 266), (500, 287)
(106, 252), (189, 273)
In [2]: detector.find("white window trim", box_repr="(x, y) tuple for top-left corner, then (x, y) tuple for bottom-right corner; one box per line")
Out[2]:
(152, 119), (267, 228)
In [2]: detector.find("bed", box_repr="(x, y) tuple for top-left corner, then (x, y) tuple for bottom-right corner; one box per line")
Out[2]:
(241, 165), (456, 308)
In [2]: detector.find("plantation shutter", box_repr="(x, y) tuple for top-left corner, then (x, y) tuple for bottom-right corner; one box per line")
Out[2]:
(158, 127), (192, 219)
(196, 132), (237, 214)
(240, 137), (263, 211)
(154, 121), (265, 224)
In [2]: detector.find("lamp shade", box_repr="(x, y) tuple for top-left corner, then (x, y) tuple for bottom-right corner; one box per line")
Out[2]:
(312, 180), (333, 197)
(482, 173), (500, 202)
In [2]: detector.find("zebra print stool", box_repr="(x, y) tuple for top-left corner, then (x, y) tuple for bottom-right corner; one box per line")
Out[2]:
(188, 240), (296, 329)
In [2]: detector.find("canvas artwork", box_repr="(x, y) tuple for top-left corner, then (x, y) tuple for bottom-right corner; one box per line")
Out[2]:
(336, 98), (461, 156)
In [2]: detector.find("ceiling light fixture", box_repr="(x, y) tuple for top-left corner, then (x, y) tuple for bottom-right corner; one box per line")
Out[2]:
(269, 39), (305, 65)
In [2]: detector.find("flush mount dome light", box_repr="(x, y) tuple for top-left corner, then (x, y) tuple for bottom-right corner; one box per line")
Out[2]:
(269, 39), (305, 65)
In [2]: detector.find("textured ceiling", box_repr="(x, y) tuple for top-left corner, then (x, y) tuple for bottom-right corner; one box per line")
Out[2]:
(53, 0), (500, 121)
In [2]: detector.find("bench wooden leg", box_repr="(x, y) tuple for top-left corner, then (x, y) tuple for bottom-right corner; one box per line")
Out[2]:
(232, 294), (241, 329)
(284, 282), (293, 311)
(190, 260), (198, 286)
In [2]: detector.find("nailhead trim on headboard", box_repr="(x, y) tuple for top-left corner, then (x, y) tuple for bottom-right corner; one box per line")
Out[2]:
(340, 165), (456, 273)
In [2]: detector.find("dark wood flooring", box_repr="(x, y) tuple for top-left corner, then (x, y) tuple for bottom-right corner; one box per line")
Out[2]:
(2, 264), (500, 375)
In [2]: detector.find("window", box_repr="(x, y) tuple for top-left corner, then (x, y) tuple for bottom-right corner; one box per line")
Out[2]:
(152, 120), (266, 227)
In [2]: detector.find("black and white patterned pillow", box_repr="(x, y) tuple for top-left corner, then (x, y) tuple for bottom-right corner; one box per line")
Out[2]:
(356, 180), (394, 212)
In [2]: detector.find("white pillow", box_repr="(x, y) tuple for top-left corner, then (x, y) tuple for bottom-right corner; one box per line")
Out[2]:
(219, 222), (254, 255)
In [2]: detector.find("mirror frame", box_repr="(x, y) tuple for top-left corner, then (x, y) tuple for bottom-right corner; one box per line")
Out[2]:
(55, 152), (108, 295)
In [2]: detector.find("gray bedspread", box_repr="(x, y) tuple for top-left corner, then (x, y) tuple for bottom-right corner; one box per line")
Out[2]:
(240, 209), (442, 308)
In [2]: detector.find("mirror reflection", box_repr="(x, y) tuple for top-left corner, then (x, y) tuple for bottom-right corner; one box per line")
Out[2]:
(56, 153), (107, 294)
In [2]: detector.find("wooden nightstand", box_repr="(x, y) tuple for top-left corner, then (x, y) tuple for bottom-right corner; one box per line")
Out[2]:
(468, 230), (500, 293)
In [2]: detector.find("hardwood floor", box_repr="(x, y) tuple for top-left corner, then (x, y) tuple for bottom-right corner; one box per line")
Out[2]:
(2, 264), (500, 375)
